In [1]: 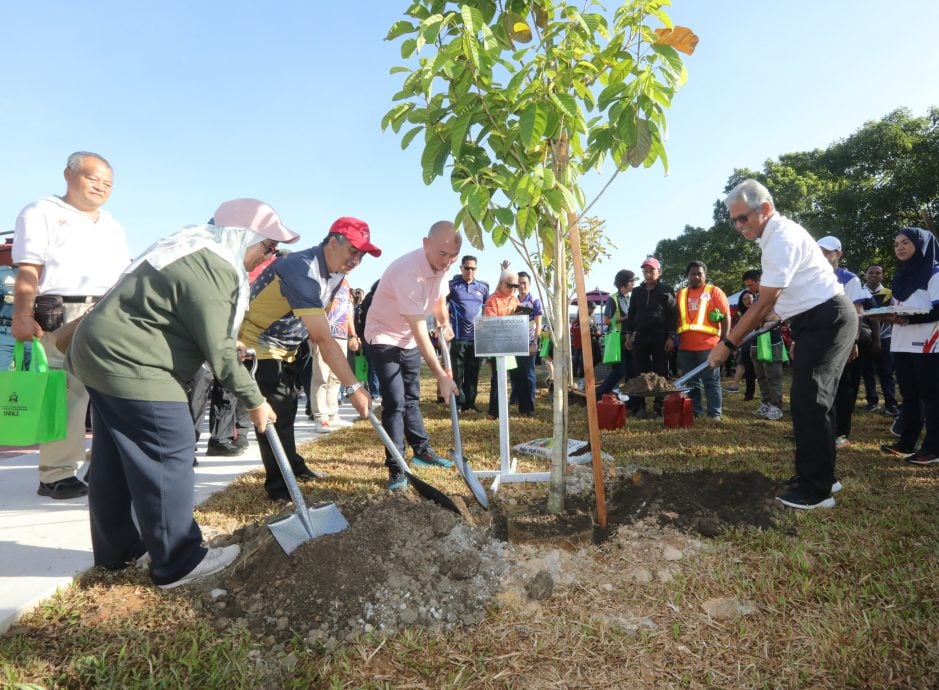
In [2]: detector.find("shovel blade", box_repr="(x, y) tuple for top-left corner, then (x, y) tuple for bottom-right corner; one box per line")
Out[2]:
(268, 503), (349, 555)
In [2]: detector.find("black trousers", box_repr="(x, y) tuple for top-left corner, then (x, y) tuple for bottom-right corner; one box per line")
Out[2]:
(254, 358), (314, 497)
(372, 344), (433, 469)
(788, 295), (857, 499)
(450, 339), (482, 410)
(893, 351), (939, 456)
(833, 340), (866, 438)
(87, 389), (206, 586)
(187, 366), (250, 445)
(630, 331), (670, 412)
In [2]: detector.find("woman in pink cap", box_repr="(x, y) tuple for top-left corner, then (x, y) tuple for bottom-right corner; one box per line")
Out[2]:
(67, 199), (297, 589)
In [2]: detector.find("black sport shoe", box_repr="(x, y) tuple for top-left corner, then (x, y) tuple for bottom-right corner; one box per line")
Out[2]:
(881, 443), (913, 457)
(905, 452), (939, 466)
(783, 475), (842, 494)
(884, 405), (900, 417)
(37, 476), (88, 499)
(775, 488), (835, 510)
(206, 441), (246, 457)
(295, 466), (327, 481)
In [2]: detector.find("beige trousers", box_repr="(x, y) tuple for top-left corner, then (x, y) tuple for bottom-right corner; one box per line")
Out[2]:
(38, 302), (93, 483)
(309, 338), (347, 422)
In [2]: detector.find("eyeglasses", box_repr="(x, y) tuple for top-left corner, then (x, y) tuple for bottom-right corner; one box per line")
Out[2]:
(730, 210), (755, 226)
(461, 265), (477, 271)
(262, 240), (279, 255)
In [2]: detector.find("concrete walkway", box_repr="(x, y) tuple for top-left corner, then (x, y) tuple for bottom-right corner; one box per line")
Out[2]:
(0, 399), (357, 634)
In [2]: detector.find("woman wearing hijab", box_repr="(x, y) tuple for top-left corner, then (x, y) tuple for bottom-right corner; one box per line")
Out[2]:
(725, 290), (757, 399)
(67, 199), (298, 589)
(876, 227), (939, 465)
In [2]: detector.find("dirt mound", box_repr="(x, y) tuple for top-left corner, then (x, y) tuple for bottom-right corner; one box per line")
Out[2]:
(211, 494), (508, 649)
(606, 468), (780, 536)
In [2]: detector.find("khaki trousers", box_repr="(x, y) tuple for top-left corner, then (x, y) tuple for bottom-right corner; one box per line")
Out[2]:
(38, 302), (93, 483)
(309, 337), (347, 422)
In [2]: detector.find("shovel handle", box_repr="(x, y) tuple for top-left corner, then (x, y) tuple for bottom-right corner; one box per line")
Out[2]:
(367, 411), (412, 477)
(264, 424), (316, 539)
(673, 320), (781, 389)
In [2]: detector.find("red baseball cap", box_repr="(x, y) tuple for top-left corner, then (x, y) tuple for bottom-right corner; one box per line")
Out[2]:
(329, 217), (381, 257)
(640, 257), (661, 271)
(212, 199), (300, 243)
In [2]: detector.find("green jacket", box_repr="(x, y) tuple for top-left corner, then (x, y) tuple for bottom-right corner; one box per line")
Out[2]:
(67, 250), (264, 408)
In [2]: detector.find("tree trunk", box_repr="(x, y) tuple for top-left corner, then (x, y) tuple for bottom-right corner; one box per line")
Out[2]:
(547, 218), (567, 515)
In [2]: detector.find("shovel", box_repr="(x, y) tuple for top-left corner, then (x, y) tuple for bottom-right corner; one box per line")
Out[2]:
(264, 423), (348, 555)
(673, 320), (783, 389)
(439, 338), (489, 508)
(367, 410), (460, 514)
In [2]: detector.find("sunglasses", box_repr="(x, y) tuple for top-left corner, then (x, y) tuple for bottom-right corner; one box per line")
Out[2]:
(506, 282), (519, 289)
(261, 240), (279, 256)
(730, 210), (755, 226)
(461, 265), (477, 271)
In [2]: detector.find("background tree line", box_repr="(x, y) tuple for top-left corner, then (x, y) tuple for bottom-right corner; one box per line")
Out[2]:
(654, 107), (939, 293)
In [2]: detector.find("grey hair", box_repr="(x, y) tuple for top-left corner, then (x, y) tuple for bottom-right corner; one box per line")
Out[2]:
(67, 151), (111, 173)
(499, 269), (518, 285)
(724, 179), (774, 211)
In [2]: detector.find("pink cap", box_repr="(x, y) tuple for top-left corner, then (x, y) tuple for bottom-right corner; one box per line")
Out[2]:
(641, 257), (661, 270)
(329, 217), (381, 257)
(212, 199), (300, 244)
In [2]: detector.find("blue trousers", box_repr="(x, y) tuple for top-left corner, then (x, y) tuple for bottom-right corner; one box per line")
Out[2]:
(677, 348), (722, 418)
(372, 344), (433, 469)
(86, 389), (206, 586)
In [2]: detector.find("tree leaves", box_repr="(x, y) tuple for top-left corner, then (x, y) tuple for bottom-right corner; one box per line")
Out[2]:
(519, 102), (547, 148)
(653, 26), (699, 55)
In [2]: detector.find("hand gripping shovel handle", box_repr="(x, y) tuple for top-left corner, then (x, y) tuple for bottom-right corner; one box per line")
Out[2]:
(264, 424), (316, 539)
(673, 320), (782, 389)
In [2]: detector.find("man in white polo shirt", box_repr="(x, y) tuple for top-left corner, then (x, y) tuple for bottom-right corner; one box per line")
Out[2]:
(708, 179), (857, 510)
(11, 151), (130, 500)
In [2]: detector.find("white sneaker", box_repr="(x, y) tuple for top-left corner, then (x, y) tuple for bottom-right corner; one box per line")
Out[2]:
(158, 544), (240, 590)
(835, 435), (850, 449)
(328, 416), (353, 429)
(752, 402), (770, 418)
(765, 405), (784, 420)
(312, 420), (334, 433)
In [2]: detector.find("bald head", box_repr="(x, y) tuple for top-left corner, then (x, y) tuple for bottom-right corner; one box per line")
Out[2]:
(423, 220), (462, 273)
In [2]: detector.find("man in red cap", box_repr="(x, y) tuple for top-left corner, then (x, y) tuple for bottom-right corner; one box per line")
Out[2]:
(624, 256), (678, 418)
(239, 216), (381, 501)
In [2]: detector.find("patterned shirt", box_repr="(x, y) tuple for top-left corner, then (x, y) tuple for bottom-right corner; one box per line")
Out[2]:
(239, 245), (343, 361)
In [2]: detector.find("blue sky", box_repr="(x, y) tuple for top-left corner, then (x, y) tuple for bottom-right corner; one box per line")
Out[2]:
(2, 1), (937, 296)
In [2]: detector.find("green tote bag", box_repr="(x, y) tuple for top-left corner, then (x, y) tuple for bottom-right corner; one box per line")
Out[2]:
(0, 338), (67, 445)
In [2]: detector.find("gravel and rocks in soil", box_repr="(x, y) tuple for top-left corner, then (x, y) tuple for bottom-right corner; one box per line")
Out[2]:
(72, 464), (783, 663)
(210, 493), (509, 649)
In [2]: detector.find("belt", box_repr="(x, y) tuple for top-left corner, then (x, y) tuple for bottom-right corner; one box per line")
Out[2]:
(54, 295), (101, 304)
(0, 317), (11, 327)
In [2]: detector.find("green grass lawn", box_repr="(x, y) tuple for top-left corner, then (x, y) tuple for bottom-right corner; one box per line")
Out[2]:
(2, 367), (937, 689)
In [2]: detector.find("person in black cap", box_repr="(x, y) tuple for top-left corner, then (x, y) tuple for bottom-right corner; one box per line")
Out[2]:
(595, 268), (637, 400)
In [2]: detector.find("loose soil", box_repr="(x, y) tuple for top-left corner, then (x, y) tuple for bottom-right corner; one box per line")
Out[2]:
(77, 465), (783, 657)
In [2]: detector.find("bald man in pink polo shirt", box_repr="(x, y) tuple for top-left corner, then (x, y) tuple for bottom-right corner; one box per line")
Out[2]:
(365, 221), (462, 490)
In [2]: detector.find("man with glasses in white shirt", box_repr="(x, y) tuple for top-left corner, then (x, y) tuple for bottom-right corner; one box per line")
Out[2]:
(709, 179), (856, 510)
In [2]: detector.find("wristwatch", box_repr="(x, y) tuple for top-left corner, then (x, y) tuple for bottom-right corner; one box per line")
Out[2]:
(341, 381), (363, 398)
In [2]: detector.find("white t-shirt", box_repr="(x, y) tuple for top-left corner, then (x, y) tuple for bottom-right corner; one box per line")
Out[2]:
(12, 195), (130, 296)
(757, 213), (843, 320)
(890, 269), (939, 354)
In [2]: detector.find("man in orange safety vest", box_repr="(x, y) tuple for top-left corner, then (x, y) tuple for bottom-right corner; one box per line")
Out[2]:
(676, 261), (731, 420)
